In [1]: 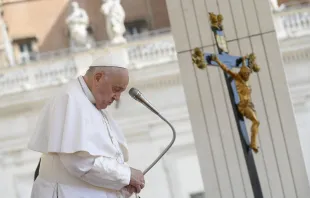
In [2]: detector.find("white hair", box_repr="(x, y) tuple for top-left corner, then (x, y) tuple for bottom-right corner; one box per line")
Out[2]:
(85, 66), (126, 77)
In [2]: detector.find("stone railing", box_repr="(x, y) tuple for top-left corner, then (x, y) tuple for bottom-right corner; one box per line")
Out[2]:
(17, 28), (172, 65)
(289, 80), (310, 108)
(0, 31), (176, 97)
(273, 6), (310, 40)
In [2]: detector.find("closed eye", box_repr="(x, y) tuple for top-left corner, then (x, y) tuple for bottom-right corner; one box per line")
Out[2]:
(113, 86), (124, 93)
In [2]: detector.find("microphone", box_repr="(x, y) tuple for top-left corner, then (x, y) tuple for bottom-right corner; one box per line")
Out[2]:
(128, 87), (176, 175)
(129, 87), (160, 116)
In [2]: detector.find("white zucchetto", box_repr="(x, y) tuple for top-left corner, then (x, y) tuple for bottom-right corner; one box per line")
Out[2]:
(90, 48), (129, 69)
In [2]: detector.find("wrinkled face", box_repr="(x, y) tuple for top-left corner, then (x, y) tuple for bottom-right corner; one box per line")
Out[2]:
(91, 68), (129, 109)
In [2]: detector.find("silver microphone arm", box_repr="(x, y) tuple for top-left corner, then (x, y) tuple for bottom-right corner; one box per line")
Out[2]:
(143, 113), (176, 175)
(128, 87), (176, 175)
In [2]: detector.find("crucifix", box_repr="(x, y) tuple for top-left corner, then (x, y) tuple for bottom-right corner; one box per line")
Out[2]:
(191, 13), (263, 197)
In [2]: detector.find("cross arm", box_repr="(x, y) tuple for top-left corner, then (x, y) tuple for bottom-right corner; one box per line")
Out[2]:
(207, 53), (240, 79)
(205, 52), (247, 69)
(191, 48), (260, 73)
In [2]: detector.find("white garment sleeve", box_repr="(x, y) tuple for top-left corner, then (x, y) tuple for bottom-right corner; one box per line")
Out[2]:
(58, 151), (131, 191)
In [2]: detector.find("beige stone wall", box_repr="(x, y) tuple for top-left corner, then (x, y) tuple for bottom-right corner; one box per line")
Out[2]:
(2, 0), (70, 52)
(149, 0), (171, 29)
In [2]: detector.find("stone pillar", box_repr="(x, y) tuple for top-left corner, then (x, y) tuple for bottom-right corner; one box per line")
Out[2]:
(165, 0), (310, 198)
(0, 13), (15, 66)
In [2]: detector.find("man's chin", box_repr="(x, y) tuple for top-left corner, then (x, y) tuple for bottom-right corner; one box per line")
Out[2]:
(96, 104), (108, 110)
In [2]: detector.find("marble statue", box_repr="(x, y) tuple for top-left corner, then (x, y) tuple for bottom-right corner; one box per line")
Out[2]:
(100, 0), (127, 44)
(66, 2), (93, 49)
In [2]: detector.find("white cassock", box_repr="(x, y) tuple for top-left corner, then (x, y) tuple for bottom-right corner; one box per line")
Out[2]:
(28, 52), (132, 198)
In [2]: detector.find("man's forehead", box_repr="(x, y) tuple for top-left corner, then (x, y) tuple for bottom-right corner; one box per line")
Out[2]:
(111, 73), (129, 85)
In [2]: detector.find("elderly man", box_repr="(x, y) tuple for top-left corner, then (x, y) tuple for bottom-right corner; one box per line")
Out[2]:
(28, 50), (145, 198)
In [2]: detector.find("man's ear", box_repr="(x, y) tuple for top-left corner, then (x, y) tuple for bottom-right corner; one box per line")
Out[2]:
(94, 72), (104, 82)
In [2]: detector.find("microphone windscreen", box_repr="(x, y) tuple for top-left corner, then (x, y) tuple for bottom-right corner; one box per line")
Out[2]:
(129, 87), (141, 99)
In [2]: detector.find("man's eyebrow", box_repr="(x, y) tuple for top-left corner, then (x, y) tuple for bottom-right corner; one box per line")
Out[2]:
(113, 86), (126, 90)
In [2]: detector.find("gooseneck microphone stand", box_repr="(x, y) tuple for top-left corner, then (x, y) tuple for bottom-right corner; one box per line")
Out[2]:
(142, 113), (176, 175)
(129, 88), (176, 198)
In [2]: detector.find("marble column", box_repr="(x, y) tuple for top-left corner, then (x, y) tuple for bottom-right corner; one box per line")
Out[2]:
(165, 0), (310, 198)
(0, 14), (15, 66)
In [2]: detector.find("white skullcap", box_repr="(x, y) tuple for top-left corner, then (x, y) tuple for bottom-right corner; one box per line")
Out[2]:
(90, 48), (129, 69)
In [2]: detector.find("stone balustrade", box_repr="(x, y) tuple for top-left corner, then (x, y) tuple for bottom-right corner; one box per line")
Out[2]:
(273, 6), (310, 39)
(0, 31), (176, 97)
(0, 57), (77, 96)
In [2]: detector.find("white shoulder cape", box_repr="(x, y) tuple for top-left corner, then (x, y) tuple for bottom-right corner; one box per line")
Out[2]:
(28, 79), (129, 161)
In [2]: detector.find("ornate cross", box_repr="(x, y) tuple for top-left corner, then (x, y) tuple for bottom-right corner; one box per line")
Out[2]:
(191, 13), (263, 198)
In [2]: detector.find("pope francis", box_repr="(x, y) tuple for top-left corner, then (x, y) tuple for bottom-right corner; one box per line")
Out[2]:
(27, 50), (145, 198)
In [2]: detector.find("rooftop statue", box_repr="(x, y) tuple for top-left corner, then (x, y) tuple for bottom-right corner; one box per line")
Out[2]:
(101, 0), (127, 45)
(66, 2), (93, 49)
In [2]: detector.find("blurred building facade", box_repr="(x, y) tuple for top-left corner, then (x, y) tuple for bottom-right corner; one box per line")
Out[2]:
(0, 0), (310, 198)
(0, 0), (170, 66)
(278, 0), (310, 7)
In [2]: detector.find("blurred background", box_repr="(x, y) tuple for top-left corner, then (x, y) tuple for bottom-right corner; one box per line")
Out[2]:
(0, 0), (310, 197)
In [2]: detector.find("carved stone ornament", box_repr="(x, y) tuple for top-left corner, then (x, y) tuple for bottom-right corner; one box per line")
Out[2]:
(101, 0), (127, 45)
(66, 2), (94, 49)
